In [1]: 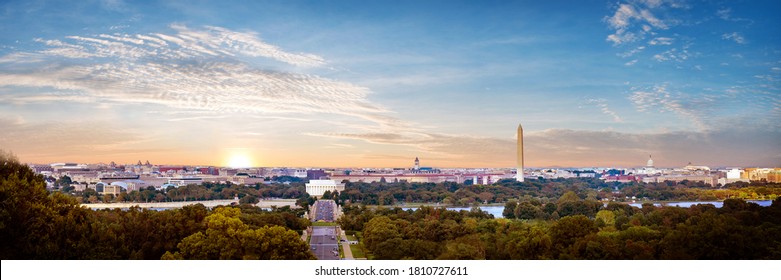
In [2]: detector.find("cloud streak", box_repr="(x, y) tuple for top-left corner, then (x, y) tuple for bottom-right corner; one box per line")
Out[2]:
(721, 32), (746, 44)
(625, 81), (781, 132)
(0, 25), (409, 131)
(588, 99), (623, 122)
(18, 25), (326, 67)
(651, 45), (692, 62)
(649, 37), (674, 45)
(628, 85), (709, 130)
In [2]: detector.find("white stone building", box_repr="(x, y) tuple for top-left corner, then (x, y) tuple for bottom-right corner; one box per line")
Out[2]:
(305, 180), (345, 197)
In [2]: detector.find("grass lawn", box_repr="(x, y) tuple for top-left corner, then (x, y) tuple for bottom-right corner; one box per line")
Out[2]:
(311, 221), (337, 226)
(346, 234), (357, 242)
(350, 244), (366, 259)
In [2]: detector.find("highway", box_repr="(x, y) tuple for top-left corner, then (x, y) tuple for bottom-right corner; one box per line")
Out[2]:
(312, 200), (336, 222)
(309, 200), (340, 260)
(310, 226), (340, 260)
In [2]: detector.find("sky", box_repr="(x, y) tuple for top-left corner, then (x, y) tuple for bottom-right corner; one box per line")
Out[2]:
(0, 0), (780, 168)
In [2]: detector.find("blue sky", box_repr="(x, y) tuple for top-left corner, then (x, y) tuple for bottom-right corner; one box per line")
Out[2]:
(0, 0), (779, 168)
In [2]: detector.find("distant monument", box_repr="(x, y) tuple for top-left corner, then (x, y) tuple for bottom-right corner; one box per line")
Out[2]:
(516, 123), (524, 182)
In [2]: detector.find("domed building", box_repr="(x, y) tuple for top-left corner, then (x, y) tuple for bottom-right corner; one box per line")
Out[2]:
(640, 155), (657, 175)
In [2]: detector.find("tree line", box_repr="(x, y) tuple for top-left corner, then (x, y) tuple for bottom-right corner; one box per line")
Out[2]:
(60, 180), (311, 204)
(327, 178), (781, 206)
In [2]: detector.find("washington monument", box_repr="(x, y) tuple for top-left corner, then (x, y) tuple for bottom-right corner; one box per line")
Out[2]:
(516, 123), (524, 182)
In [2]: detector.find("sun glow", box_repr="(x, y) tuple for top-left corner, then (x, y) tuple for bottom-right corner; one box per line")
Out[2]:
(227, 154), (253, 168)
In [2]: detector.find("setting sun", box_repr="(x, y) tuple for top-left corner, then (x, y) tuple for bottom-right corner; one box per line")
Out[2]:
(227, 154), (253, 168)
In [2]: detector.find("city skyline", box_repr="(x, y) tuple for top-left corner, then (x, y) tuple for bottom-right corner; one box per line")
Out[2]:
(14, 155), (775, 170)
(1, 0), (780, 168)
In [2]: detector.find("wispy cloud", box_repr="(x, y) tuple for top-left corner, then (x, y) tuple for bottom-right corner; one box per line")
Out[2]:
(109, 25), (130, 30)
(0, 52), (45, 64)
(628, 85), (708, 130)
(604, 0), (703, 68)
(12, 24), (326, 67)
(588, 99), (623, 122)
(605, 4), (641, 45)
(327, 143), (355, 149)
(652, 45), (693, 62)
(716, 8), (731, 20)
(100, 0), (127, 12)
(166, 115), (229, 122)
(618, 46), (645, 58)
(473, 35), (558, 47)
(721, 32), (746, 44)
(604, 1), (672, 45)
(627, 81), (779, 132)
(716, 8), (753, 24)
(649, 37), (674, 45)
(0, 25), (409, 131)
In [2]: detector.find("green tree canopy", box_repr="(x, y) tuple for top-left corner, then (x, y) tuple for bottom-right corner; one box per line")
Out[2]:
(362, 216), (401, 253)
(549, 215), (597, 258)
(1, 150), (81, 259)
(167, 207), (314, 260)
(558, 191), (581, 205)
